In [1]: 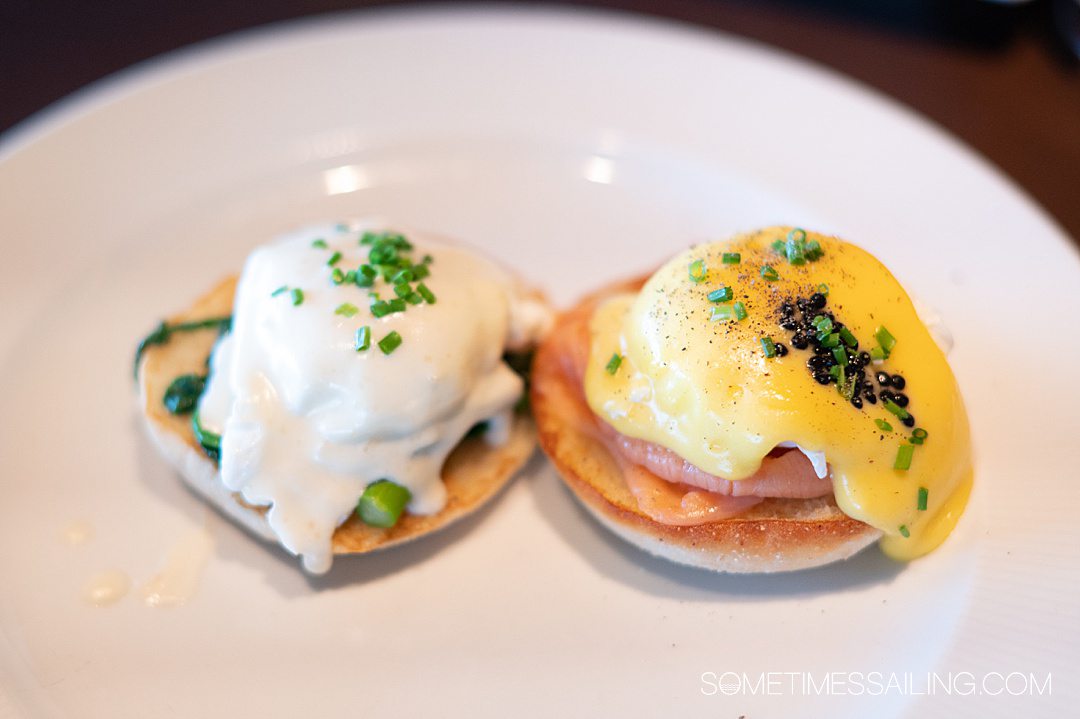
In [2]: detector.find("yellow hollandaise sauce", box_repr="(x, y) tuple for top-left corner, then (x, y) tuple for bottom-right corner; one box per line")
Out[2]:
(584, 227), (972, 560)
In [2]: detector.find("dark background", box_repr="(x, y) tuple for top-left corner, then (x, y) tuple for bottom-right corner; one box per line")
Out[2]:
(3, 0), (1079, 243)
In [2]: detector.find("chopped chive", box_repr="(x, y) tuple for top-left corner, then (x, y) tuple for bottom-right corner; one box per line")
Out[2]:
(917, 486), (928, 511)
(875, 325), (897, 353)
(327, 251), (342, 266)
(356, 479), (411, 528)
(722, 252), (741, 265)
(370, 300), (391, 318)
(378, 330), (402, 355)
(899, 525), (910, 538)
(335, 302), (359, 318)
(405, 292), (423, 305)
(411, 263), (430, 280)
(875, 418), (893, 432)
(422, 254), (434, 265)
(344, 270), (356, 284)
(832, 347), (848, 366)
(912, 428), (928, 441)
(838, 327), (858, 348)
(817, 282), (829, 295)
(733, 301), (748, 321)
(360, 231), (379, 245)
(870, 346), (888, 361)
(829, 364), (841, 379)
(688, 259), (707, 283)
(836, 365), (855, 399)
(391, 269), (414, 284)
(812, 315), (833, 332)
(707, 286), (733, 303)
(760, 264), (779, 281)
(311, 239), (328, 249)
(820, 332), (841, 348)
(355, 326), (371, 352)
(894, 443), (915, 471)
(710, 305), (734, 322)
(909, 435), (925, 445)
(884, 399), (911, 420)
(417, 283), (436, 304)
(785, 230), (806, 265)
(368, 244), (399, 266)
(761, 336), (778, 358)
(331, 268), (345, 284)
(805, 240), (823, 261)
(771, 239), (786, 253)
(605, 353), (622, 375)
(290, 288), (304, 306)
(393, 282), (413, 299)
(359, 264), (377, 279)
(388, 298), (406, 313)
(271, 285), (288, 297)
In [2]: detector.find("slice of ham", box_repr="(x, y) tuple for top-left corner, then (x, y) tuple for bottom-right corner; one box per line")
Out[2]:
(608, 430), (832, 499)
(549, 293), (833, 526)
(620, 461), (764, 526)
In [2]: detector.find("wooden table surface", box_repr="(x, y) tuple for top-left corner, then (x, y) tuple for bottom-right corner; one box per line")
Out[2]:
(3, 0), (1078, 244)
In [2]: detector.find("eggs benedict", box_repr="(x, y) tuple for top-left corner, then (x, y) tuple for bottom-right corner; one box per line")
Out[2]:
(136, 222), (551, 573)
(531, 227), (972, 572)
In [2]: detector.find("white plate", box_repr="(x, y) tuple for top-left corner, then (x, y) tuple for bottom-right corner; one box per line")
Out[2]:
(1, 8), (1077, 718)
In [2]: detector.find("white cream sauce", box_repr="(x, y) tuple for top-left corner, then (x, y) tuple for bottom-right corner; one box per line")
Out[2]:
(82, 570), (130, 607)
(62, 520), (94, 546)
(141, 527), (214, 608)
(198, 222), (549, 573)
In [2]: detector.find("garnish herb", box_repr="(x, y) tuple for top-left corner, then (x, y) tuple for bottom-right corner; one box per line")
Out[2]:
(899, 525), (910, 538)
(785, 230), (807, 265)
(917, 486), (929, 511)
(290, 288), (304, 306)
(133, 316), (231, 378)
(192, 410), (221, 462)
(688, 259), (707, 283)
(760, 265), (779, 282)
(355, 326), (371, 352)
(605, 353), (623, 375)
(894, 443), (915, 471)
(163, 374), (207, 414)
(874, 325), (897, 357)
(356, 479), (412, 528)
(378, 330), (403, 355)
(708, 286), (732, 303)
(722, 252), (741, 265)
(417, 283), (436, 304)
(311, 239), (328, 249)
(733, 301), (748, 321)
(875, 418), (893, 432)
(761, 336), (778, 358)
(711, 305), (734, 322)
(327, 251), (342, 266)
(335, 302), (359, 318)
(884, 399), (911, 420)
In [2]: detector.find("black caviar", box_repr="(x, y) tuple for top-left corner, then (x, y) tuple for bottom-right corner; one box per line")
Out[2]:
(775, 290), (916, 424)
